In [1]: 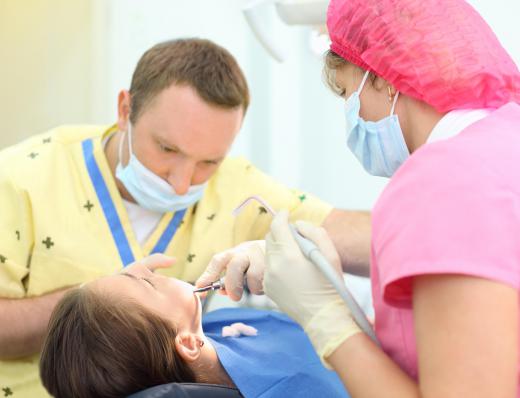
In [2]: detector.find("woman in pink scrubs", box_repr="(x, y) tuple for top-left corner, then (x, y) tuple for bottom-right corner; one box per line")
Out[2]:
(263, 0), (520, 397)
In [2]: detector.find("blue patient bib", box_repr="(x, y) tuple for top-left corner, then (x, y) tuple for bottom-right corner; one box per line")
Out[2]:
(202, 308), (350, 398)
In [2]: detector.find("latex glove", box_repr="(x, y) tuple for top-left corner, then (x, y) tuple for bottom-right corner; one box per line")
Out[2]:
(195, 240), (265, 301)
(264, 210), (361, 366)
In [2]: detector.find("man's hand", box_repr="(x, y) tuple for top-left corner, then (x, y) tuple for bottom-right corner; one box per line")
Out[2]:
(195, 240), (265, 301)
(130, 253), (176, 272)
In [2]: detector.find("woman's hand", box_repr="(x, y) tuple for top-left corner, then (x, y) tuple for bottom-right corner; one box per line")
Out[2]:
(264, 210), (361, 365)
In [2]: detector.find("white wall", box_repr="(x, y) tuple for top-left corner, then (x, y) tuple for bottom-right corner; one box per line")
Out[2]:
(0, 0), (94, 148)
(468, 0), (520, 66)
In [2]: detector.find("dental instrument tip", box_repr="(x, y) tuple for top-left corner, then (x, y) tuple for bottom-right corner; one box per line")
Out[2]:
(193, 279), (225, 294)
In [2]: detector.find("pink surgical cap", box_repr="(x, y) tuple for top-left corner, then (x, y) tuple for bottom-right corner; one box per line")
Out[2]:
(327, 0), (520, 112)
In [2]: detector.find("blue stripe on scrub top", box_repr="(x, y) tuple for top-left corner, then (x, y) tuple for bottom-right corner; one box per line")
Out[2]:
(82, 139), (186, 267)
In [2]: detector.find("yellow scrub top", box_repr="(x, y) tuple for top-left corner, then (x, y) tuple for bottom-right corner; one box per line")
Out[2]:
(0, 125), (332, 397)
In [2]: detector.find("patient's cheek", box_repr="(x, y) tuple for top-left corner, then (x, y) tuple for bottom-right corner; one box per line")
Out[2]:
(166, 279), (196, 305)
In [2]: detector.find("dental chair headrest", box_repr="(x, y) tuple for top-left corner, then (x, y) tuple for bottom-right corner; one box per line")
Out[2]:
(127, 383), (243, 398)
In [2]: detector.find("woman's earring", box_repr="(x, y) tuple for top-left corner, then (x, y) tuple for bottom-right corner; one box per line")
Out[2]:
(388, 86), (395, 102)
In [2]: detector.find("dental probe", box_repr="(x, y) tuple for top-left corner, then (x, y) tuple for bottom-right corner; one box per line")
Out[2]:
(233, 196), (380, 346)
(193, 278), (225, 294)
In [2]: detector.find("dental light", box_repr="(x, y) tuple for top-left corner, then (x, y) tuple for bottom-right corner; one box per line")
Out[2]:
(243, 0), (330, 62)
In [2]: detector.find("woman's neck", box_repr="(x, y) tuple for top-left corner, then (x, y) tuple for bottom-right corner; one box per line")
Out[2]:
(402, 97), (446, 152)
(197, 338), (235, 388)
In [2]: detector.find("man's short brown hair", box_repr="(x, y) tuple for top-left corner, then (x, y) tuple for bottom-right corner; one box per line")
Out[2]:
(129, 38), (250, 124)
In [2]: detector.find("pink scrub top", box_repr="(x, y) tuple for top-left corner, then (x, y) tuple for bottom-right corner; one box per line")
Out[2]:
(371, 102), (520, 382)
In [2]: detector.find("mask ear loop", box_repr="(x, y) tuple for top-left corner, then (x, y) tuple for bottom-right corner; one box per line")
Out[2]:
(390, 91), (400, 116)
(118, 129), (125, 165)
(357, 70), (371, 93)
(119, 123), (133, 166)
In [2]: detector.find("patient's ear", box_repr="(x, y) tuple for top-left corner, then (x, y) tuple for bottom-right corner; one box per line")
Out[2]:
(174, 332), (203, 363)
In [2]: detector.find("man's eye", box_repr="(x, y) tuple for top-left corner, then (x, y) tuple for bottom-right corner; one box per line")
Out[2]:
(159, 143), (176, 153)
(203, 160), (219, 166)
(161, 146), (172, 153)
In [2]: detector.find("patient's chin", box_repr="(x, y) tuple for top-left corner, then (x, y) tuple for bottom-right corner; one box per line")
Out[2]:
(176, 278), (196, 293)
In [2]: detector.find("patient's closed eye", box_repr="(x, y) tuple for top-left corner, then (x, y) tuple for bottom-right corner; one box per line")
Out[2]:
(140, 277), (156, 289)
(120, 272), (157, 290)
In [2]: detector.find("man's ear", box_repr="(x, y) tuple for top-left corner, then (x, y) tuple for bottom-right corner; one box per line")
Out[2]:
(117, 90), (131, 132)
(174, 332), (204, 363)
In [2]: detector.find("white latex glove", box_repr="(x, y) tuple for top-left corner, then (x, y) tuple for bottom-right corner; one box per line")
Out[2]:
(195, 240), (265, 301)
(264, 210), (361, 366)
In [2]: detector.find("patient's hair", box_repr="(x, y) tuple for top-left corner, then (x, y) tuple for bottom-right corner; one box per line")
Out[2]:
(40, 287), (196, 398)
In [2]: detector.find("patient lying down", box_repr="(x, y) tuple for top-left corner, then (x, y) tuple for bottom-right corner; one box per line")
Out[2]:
(40, 262), (349, 398)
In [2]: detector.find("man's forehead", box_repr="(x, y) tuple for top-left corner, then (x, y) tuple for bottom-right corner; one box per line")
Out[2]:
(143, 115), (241, 156)
(142, 83), (240, 113)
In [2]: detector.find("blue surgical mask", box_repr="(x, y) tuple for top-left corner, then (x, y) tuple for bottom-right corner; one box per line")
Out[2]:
(345, 71), (409, 178)
(115, 123), (206, 213)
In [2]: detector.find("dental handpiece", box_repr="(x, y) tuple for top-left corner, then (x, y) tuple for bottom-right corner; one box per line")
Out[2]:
(287, 225), (379, 346)
(193, 278), (225, 294)
(233, 196), (379, 345)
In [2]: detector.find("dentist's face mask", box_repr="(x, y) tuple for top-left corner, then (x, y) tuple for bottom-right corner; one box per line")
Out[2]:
(345, 71), (409, 177)
(116, 123), (206, 213)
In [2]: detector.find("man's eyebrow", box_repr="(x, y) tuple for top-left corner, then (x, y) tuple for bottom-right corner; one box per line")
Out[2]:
(153, 133), (185, 153)
(153, 133), (223, 163)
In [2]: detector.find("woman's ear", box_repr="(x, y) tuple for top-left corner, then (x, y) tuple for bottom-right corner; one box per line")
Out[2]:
(174, 332), (204, 363)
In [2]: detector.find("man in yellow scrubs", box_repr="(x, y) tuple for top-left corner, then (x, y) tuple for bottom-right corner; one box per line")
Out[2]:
(0, 38), (370, 397)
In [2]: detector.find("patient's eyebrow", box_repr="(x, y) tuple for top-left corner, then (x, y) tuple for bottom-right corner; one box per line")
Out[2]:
(120, 272), (139, 281)
(120, 272), (156, 289)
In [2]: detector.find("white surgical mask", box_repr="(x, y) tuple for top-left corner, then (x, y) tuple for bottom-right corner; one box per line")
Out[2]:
(345, 71), (409, 178)
(115, 123), (206, 213)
